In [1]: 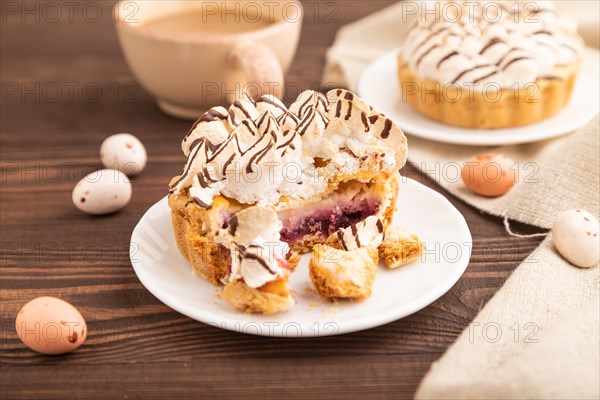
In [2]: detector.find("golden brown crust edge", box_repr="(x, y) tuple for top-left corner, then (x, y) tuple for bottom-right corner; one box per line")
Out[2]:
(221, 280), (295, 314)
(397, 55), (579, 129)
(169, 194), (230, 285)
(308, 245), (378, 300)
(379, 231), (424, 269)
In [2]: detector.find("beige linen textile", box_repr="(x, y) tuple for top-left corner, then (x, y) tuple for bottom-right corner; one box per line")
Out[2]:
(416, 236), (600, 399)
(322, 2), (600, 399)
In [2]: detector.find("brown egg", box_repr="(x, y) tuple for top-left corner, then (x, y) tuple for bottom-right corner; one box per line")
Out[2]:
(15, 297), (87, 355)
(461, 153), (516, 197)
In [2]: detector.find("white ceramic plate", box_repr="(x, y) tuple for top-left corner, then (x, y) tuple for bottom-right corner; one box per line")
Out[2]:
(130, 178), (472, 337)
(358, 47), (600, 146)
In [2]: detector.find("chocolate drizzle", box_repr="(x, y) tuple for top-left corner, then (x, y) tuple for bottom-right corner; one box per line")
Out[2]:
(415, 43), (440, 67)
(561, 43), (578, 54)
(255, 95), (287, 114)
(437, 51), (459, 68)
(413, 26), (449, 55)
(297, 107), (329, 136)
(473, 70), (497, 84)
(344, 101), (352, 120)
(479, 37), (504, 54)
(229, 216), (239, 235)
(530, 8), (557, 16)
(337, 231), (348, 251)
(351, 224), (361, 247)
(335, 216), (384, 251)
(451, 64), (492, 83)
(495, 48), (525, 66)
(183, 107), (227, 143)
(234, 243), (277, 275)
(376, 219), (384, 235)
(360, 113), (369, 132)
(276, 130), (298, 150)
(380, 119), (392, 139)
(276, 111), (299, 128)
(245, 142), (273, 173)
(222, 153), (235, 173)
(193, 196), (211, 209)
(228, 99), (257, 128)
(534, 40), (559, 53)
(297, 96), (313, 116)
(292, 91), (327, 117)
(335, 100), (343, 118)
(184, 119), (203, 142)
(201, 108), (228, 123)
(501, 56), (532, 69)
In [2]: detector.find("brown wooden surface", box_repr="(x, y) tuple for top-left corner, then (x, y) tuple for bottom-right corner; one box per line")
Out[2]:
(0, 1), (545, 399)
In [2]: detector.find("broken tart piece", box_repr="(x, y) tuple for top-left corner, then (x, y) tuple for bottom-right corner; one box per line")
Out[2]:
(218, 206), (295, 314)
(378, 226), (424, 269)
(309, 216), (385, 299)
(168, 89), (407, 289)
(309, 244), (378, 300)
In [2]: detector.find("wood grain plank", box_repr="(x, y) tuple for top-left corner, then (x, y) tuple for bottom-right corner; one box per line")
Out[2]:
(0, 0), (545, 398)
(1, 356), (438, 400)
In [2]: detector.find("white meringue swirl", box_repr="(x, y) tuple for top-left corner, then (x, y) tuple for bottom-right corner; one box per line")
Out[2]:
(170, 89), (407, 208)
(401, 0), (584, 88)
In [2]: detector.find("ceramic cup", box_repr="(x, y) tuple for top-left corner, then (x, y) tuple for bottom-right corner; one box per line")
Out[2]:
(114, 0), (303, 120)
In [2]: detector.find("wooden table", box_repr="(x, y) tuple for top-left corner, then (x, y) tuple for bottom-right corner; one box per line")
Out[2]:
(0, 1), (545, 398)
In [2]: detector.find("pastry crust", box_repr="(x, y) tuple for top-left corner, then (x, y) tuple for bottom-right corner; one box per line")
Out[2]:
(309, 244), (378, 299)
(222, 279), (295, 314)
(169, 193), (233, 285)
(286, 251), (301, 270)
(397, 55), (579, 129)
(378, 226), (423, 269)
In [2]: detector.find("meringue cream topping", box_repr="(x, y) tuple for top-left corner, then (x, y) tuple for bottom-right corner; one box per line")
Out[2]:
(335, 215), (385, 251)
(401, 0), (584, 88)
(230, 239), (283, 288)
(216, 206), (288, 289)
(170, 89), (407, 208)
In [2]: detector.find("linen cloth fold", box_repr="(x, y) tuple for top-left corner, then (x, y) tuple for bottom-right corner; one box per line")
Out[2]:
(322, 2), (600, 399)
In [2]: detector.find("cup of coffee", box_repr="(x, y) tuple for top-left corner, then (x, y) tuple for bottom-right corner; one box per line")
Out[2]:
(114, 0), (303, 119)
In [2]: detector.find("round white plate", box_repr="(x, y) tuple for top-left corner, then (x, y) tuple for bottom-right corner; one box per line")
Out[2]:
(358, 47), (600, 146)
(130, 178), (472, 337)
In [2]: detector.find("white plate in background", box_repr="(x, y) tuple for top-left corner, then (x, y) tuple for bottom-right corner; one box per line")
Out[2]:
(358, 47), (599, 146)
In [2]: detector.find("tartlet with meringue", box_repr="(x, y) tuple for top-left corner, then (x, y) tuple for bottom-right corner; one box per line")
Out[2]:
(168, 89), (415, 314)
(398, 0), (584, 128)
